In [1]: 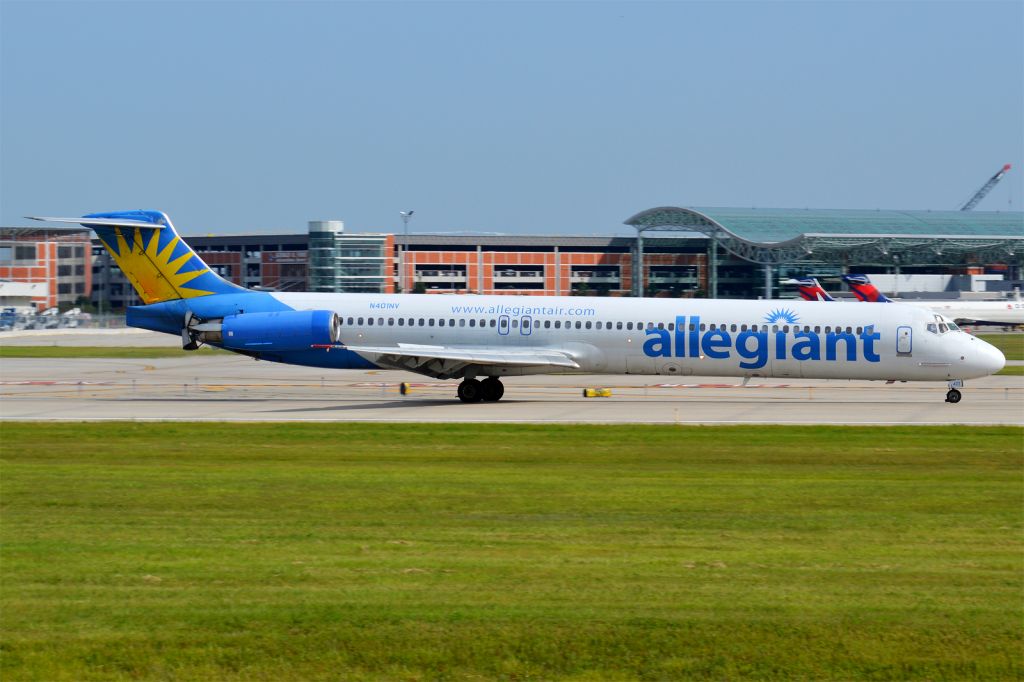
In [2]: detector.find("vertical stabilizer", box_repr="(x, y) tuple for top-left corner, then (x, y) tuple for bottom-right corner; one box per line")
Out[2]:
(790, 277), (835, 301)
(28, 211), (245, 304)
(842, 274), (892, 302)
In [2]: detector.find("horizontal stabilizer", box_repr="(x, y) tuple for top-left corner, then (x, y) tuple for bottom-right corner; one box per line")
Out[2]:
(27, 216), (166, 229)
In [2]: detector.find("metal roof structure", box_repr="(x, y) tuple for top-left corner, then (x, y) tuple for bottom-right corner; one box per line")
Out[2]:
(624, 207), (1024, 266)
(0, 227), (91, 240)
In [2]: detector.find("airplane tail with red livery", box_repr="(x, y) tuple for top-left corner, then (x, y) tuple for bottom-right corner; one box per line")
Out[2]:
(843, 274), (892, 302)
(790, 277), (835, 301)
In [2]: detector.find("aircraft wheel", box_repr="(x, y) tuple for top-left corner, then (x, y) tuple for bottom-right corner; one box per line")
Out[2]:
(945, 388), (962, 404)
(481, 378), (504, 402)
(458, 378), (483, 403)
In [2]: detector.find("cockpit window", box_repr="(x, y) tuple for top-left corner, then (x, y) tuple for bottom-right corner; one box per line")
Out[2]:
(946, 320), (960, 331)
(929, 314), (954, 335)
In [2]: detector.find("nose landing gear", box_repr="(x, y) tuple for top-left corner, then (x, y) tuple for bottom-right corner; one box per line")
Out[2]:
(457, 377), (504, 403)
(945, 380), (963, 404)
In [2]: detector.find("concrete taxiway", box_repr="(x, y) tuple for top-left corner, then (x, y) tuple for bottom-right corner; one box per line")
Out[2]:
(1, 353), (1021, 424)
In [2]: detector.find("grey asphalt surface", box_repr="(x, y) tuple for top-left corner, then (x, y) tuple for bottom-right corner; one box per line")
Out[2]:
(2, 355), (1020, 425)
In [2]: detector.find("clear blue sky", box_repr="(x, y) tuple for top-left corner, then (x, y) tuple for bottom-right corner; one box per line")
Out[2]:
(2, 1), (1022, 236)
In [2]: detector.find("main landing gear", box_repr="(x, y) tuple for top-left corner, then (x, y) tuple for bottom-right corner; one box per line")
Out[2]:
(457, 377), (504, 403)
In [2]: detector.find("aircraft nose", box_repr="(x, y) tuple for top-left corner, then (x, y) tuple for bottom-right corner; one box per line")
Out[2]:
(960, 337), (1005, 378)
(982, 342), (1006, 375)
(971, 338), (1006, 376)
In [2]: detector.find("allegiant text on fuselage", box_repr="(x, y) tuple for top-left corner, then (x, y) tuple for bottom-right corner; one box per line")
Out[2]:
(643, 316), (881, 369)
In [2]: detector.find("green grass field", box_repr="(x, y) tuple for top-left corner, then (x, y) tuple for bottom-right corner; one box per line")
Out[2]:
(0, 346), (224, 359)
(2, 424), (1021, 680)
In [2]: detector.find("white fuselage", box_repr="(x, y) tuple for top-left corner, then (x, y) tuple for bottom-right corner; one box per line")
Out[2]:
(268, 292), (1006, 382)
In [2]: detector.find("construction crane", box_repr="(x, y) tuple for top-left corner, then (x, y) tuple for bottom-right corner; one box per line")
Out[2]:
(960, 164), (1012, 211)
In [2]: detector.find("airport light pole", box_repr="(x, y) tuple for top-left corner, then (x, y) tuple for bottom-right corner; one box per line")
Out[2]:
(399, 210), (414, 293)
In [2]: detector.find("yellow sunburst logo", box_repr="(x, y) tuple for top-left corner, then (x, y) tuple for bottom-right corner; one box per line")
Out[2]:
(99, 227), (215, 304)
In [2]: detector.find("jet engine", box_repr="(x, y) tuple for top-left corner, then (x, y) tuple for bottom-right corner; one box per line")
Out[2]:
(189, 310), (341, 352)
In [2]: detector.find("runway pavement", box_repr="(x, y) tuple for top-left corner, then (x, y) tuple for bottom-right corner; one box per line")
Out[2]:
(1, 352), (1021, 425)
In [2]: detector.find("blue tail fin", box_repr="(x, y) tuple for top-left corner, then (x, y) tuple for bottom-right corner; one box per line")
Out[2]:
(29, 210), (245, 304)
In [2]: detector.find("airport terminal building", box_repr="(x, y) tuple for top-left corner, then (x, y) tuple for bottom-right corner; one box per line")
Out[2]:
(2, 207), (1022, 311)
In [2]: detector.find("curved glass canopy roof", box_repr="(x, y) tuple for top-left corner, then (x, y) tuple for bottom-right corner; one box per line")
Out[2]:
(625, 207), (1023, 265)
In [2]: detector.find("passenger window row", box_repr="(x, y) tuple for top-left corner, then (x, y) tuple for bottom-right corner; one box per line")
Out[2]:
(341, 317), (864, 336)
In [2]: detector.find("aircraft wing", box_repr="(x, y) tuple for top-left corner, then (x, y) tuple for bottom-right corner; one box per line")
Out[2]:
(340, 342), (580, 378)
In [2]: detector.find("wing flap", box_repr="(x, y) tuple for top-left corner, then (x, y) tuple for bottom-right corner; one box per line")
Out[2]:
(341, 344), (580, 369)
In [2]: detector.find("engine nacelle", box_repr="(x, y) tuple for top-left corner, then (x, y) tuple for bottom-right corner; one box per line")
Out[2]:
(219, 310), (340, 352)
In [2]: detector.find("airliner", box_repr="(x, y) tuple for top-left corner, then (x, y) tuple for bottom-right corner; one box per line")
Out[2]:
(843, 275), (1024, 326)
(29, 211), (1006, 404)
(790, 277), (835, 301)
(790, 275), (1024, 326)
